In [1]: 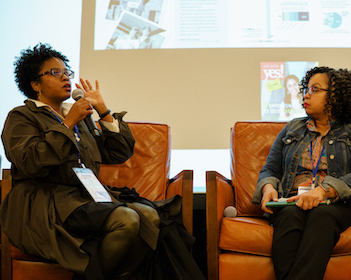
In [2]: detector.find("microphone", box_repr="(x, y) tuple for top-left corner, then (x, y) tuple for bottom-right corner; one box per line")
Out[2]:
(224, 206), (237, 218)
(72, 89), (100, 137)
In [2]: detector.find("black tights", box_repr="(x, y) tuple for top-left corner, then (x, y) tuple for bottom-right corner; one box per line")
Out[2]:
(65, 201), (160, 280)
(271, 203), (351, 280)
(99, 203), (160, 280)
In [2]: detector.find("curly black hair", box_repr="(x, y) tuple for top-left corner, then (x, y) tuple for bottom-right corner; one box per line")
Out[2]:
(300, 66), (351, 123)
(14, 43), (70, 99)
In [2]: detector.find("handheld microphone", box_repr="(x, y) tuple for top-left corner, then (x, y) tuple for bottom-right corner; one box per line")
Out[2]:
(224, 206), (237, 218)
(72, 89), (100, 137)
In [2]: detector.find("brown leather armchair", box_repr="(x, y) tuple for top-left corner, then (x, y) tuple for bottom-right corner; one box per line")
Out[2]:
(1, 121), (193, 280)
(206, 121), (351, 280)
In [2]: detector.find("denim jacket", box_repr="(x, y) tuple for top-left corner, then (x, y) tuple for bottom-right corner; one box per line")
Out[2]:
(252, 117), (351, 204)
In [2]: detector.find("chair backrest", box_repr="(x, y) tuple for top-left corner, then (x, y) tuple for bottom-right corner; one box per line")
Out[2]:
(98, 122), (171, 202)
(230, 121), (287, 216)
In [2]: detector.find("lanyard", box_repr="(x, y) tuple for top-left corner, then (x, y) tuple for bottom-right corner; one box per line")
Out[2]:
(309, 140), (325, 188)
(51, 114), (85, 168)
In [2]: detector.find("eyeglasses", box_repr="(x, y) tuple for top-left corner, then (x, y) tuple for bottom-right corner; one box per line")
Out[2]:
(38, 68), (75, 79)
(303, 85), (328, 97)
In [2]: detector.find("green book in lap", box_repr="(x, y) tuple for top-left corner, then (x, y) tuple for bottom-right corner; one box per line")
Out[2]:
(266, 199), (331, 207)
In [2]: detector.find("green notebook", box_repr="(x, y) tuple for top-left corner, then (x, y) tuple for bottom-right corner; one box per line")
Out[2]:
(266, 199), (331, 207)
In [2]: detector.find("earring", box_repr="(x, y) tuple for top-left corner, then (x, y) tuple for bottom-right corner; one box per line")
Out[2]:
(36, 90), (42, 101)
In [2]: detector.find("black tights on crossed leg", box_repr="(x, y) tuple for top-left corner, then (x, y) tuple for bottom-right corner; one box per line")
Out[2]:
(99, 203), (160, 280)
(271, 203), (351, 280)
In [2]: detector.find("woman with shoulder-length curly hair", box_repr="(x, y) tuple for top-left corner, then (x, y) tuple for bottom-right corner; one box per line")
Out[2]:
(300, 67), (351, 124)
(252, 66), (351, 280)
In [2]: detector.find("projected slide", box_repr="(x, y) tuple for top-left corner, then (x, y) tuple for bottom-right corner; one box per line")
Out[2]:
(260, 61), (318, 121)
(95, 0), (351, 50)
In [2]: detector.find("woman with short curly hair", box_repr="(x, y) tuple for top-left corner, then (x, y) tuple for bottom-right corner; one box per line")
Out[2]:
(253, 66), (351, 280)
(14, 43), (70, 99)
(1, 43), (205, 280)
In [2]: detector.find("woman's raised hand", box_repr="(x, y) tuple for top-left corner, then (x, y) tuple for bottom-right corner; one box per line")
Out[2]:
(76, 79), (106, 111)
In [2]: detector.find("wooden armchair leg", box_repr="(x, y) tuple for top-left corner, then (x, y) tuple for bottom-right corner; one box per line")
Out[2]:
(181, 170), (193, 235)
(206, 171), (220, 280)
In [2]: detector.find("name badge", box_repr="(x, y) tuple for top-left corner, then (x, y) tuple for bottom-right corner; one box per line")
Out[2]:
(73, 167), (112, 202)
(298, 186), (311, 196)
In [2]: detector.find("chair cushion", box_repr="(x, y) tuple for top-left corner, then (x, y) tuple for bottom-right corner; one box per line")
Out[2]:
(11, 245), (39, 261)
(219, 217), (273, 256)
(12, 259), (74, 280)
(333, 226), (351, 256)
(219, 216), (351, 257)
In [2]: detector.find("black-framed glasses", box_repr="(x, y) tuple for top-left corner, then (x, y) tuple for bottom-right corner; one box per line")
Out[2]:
(38, 68), (75, 79)
(303, 85), (328, 97)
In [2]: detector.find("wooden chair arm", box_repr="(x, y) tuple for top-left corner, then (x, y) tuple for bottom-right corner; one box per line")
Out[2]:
(167, 170), (193, 235)
(2, 169), (12, 280)
(206, 170), (234, 280)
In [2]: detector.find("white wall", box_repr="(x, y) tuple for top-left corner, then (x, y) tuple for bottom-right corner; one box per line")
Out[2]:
(0, 0), (83, 168)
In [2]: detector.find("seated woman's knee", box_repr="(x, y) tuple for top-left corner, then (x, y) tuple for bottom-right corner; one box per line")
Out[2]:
(104, 207), (140, 236)
(145, 208), (160, 227)
(134, 203), (160, 227)
(278, 205), (304, 220)
(308, 205), (338, 222)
